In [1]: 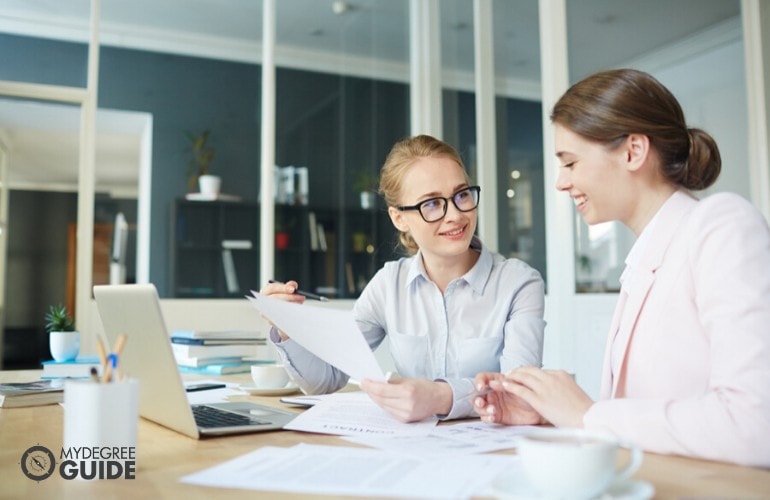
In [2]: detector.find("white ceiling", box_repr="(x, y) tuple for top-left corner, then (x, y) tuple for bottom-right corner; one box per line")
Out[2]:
(0, 0), (742, 195)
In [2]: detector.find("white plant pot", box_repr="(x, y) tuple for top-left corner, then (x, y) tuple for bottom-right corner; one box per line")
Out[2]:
(198, 175), (221, 196)
(50, 331), (80, 362)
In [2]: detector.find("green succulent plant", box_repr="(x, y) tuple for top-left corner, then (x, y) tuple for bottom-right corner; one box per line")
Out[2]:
(45, 304), (76, 333)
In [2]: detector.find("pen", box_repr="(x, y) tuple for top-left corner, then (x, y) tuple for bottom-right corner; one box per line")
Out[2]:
(268, 280), (329, 302)
(457, 388), (493, 403)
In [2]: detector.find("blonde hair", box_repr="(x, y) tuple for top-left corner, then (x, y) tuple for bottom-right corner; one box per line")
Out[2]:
(378, 135), (469, 254)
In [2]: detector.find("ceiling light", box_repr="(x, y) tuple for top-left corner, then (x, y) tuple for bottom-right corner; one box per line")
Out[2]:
(332, 1), (350, 15)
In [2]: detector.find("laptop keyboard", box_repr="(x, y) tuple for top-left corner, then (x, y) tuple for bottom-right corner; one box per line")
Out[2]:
(192, 404), (269, 428)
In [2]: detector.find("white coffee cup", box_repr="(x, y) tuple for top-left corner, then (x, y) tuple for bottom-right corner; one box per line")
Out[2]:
(517, 428), (642, 499)
(250, 364), (289, 388)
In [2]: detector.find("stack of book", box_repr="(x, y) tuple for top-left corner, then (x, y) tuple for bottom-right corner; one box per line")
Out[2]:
(171, 330), (272, 375)
(0, 380), (65, 408)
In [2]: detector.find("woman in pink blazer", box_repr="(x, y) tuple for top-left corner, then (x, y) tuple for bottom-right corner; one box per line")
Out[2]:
(473, 68), (770, 467)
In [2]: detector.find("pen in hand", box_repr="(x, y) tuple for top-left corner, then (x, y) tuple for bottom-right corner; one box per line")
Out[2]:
(457, 388), (493, 403)
(268, 280), (329, 302)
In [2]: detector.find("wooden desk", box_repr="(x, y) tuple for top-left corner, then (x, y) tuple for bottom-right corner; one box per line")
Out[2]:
(2, 370), (769, 499)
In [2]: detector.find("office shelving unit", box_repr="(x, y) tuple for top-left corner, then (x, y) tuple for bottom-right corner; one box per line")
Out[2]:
(170, 199), (260, 298)
(170, 199), (400, 299)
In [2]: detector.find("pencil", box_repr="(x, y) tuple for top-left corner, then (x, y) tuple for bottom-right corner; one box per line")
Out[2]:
(96, 336), (107, 379)
(100, 334), (127, 383)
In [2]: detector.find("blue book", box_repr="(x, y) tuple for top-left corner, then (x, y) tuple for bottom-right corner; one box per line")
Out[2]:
(41, 356), (102, 379)
(171, 336), (266, 346)
(178, 361), (265, 375)
(171, 330), (262, 340)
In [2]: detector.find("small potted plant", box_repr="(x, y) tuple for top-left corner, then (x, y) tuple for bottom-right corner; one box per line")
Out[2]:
(353, 169), (378, 210)
(46, 304), (79, 362)
(185, 130), (219, 195)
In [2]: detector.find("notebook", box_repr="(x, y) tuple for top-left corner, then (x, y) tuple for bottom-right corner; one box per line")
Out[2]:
(92, 283), (296, 438)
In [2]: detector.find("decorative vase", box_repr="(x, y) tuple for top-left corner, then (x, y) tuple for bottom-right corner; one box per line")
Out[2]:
(360, 191), (374, 210)
(49, 331), (80, 362)
(198, 175), (221, 196)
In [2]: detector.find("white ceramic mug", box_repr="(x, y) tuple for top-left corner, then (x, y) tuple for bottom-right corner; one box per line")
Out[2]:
(251, 364), (289, 388)
(517, 428), (643, 499)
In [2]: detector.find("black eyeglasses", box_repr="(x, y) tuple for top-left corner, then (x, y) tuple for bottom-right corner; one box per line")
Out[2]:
(397, 186), (481, 223)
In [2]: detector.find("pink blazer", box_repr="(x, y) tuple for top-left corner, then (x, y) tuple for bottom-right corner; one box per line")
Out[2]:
(583, 190), (770, 467)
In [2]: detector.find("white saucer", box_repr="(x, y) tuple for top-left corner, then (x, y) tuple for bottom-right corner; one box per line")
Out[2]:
(237, 382), (299, 396)
(490, 469), (654, 500)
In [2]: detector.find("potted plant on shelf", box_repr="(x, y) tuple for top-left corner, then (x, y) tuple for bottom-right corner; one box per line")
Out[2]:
(353, 169), (378, 210)
(46, 304), (79, 362)
(185, 130), (219, 195)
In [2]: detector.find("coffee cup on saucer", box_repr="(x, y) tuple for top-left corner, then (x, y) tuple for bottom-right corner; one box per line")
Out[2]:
(516, 428), (643, 499)
(250, 364), (290, 389)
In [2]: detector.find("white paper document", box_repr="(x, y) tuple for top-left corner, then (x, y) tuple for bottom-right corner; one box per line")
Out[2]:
(180, 443), (520, 499)
(344, 421), (542, 457)
(284, 391), (438, 436)
(247, 292), (386, 382)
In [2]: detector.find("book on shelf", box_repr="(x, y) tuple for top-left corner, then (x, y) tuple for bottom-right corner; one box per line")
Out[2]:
(171, 343), (262, 359)
(280, 166), (295, 204)
(273, 165), (309, 205)
(221, 248), (240, 293)
(171, 329), (264, 340)
(0, 379), (65, 408)
(308, 211), (319, 250)
(41, 355), (103, 379)
(317, 223), (328, 251)
(296, 166), (309, 205)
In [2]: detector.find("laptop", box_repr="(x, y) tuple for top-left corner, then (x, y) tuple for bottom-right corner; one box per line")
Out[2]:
(93, 283), (296, 438)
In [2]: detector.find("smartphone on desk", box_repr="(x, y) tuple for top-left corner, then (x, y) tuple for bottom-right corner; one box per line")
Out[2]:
(185, 382), (226, 392)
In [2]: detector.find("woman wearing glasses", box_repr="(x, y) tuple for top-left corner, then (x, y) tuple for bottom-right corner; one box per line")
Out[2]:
(263, 135), (545, 422)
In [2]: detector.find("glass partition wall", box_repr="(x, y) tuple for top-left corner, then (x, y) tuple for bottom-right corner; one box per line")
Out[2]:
(0, 0), (94, 369)
(565, 0), (744, 294)
(271, 0), (409, 299)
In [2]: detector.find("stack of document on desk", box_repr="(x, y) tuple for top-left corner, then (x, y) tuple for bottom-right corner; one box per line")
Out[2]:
(171, 330), (271, 374)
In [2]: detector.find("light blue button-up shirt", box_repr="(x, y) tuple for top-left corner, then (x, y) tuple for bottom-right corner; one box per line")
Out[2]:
(271, 237), (546, 419)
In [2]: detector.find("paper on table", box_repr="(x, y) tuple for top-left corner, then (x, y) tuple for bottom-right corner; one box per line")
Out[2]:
(283, 391), (438, 437)
(180, 443), (520, 499)
(344, 421), (541, 457)
(247, 292), (386, 382)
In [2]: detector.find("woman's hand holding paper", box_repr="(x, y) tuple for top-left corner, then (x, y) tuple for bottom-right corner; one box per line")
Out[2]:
(259, 280), (305, 340)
